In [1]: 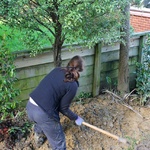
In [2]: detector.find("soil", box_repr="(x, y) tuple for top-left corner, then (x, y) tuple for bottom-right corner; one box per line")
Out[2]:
(0, 94), (150, 150)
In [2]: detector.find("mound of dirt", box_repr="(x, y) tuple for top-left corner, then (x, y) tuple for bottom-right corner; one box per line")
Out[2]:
(1, 95), (150, 150)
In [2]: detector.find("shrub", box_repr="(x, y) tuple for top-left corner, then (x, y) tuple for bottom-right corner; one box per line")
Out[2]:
(136, 34), (150, 105)
(76, 92), (92, 104)
(0, 35), (20, 120)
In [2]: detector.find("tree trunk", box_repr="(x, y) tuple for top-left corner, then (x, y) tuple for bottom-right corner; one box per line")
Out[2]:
(53, 22), (63, 67)
(118, 1), (130, 95)
(51, 15), (63, 67)
(53, 20), (65, 67)
(53, 36), (63, 67)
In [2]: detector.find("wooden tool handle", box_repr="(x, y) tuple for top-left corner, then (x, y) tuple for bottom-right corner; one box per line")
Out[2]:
(82, 122), (128, 144)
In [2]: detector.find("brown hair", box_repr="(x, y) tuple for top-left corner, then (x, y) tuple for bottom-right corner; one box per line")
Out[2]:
(63, 55), (84, 82)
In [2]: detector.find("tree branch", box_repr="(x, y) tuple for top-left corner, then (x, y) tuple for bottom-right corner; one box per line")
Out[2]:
(103, 90), (143, 118)
(28, 1), (55, 36)
(34, 27), (53, 44)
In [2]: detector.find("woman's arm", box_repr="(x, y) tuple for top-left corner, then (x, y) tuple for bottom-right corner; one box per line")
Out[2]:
(59, 83), (78, 120)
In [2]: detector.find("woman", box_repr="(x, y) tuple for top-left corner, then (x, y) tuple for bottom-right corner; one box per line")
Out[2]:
(26, 55), (84, 150)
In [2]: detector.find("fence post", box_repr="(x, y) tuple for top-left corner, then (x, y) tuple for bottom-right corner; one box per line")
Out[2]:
(92, 42), (102, 97)
(138, 35), (146, 63)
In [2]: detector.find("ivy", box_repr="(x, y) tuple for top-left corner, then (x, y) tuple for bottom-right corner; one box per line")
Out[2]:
(136, 34), (150, 105)
(0, 35), (20, 120)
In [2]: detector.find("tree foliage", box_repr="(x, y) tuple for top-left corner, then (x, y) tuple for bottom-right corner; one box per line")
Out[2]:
(0, 35), (20, 120)
(0, 0), (123, 66)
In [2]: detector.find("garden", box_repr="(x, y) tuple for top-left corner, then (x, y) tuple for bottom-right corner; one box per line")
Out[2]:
(0, 33), (150, 149)
(0, 0), (150, 150)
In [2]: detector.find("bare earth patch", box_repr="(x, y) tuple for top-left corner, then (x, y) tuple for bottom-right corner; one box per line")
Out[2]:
(0, 95), (150, 150)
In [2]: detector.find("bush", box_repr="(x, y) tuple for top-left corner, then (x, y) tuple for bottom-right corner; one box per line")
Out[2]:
(0, 35), (20, 120)
(136, 34), (150, 105)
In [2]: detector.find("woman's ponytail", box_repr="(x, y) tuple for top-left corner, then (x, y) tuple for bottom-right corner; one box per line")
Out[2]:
(64, 67), (80, 82)
(63, 55), (84, 82)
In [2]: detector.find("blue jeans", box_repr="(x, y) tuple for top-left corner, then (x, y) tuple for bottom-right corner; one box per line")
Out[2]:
(26, 100), (66, 150)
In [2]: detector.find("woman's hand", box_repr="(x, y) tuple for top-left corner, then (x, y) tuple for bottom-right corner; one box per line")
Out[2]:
(75, 116), (84, 126)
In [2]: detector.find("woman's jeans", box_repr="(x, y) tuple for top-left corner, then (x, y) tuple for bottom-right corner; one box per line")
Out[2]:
(26, 100), (66, 150)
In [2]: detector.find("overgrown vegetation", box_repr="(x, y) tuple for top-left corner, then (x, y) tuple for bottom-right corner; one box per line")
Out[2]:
(76, 92), (92, 104)
(0, 35), (33, 149)
(135, 34), (150, 105)
(8, 110), (32, 141)
(0, 35), (20, 120)
(0, 109), (32, 149)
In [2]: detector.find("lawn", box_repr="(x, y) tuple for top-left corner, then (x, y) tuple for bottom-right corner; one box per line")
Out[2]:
(0, 23), (52, 52)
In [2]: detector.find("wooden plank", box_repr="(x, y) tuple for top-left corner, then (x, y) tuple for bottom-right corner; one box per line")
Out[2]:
(15, 46), (94, 69)
(77, 84), (92, 95)
(16, 63), (54, 79)
(19, 100), (28, 107)
(129, 46), (138, 57)
(17, 77), (93, 102)
(79, 75), (93, 86)
(80, 65), (94, 77)
(101, 57), (137, 73)
(14, 40), (138, 68)
(16, 88), (34, 101)
(100, 69), (118, 82)
(15, 51), (54, 69)
(92, 43), (102, 96)
(61, 47), (94, 60)
(61, 55), (94, 67)
(100, 68), (136, 91)
(101, 50), (119, 62)
(131, 31), (150, 38)
(101, 38), (139, 53)
(83, 55), (94, 66)
(16, 72), (93, 91)
(101, 47), (138, 63)
(106, 66), (135, 78)
(101, 61), (119, 72)
(15, 75), (45, 90)
(101, 42), (120, 53)
(130, 38), (139, 48)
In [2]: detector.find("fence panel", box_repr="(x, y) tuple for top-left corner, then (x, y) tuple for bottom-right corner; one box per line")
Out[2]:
(14, 32), (150, 104)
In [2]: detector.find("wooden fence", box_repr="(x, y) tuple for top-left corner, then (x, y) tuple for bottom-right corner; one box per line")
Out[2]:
(14, 31), (150, 105)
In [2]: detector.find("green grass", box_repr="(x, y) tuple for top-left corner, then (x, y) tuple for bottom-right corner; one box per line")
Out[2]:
(0, 24), (25, 51)
(0, 23), (52, 52)
(0, 23), (83, 52)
